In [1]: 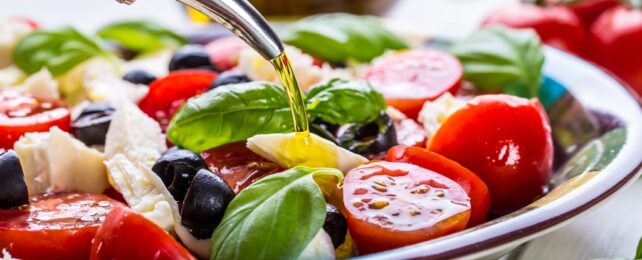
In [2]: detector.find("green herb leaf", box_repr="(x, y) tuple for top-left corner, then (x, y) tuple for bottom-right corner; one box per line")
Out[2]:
(306, 79), (386, 124)
(449, 26), (545, 98)
(635, 236), (642, 259)
(97, 20), (187, 53)
(12, 27), (105, 76)
(282, 13), (408, 64)
(210, 166), (343, 260)
(167, 81), (293, 152)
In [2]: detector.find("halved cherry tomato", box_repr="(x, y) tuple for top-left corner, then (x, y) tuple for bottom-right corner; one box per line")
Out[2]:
(90, 206), (195, 260)
(201, 141), (283, 193)
(386, 145), (490, 227)
(428, 95), (553, 216)
(205, 36), (248, 71)
(0, 193), (123, 260)
(343, 161), (471, 254)
(364, 48), (463, 119)
(393, 118), (428, 147)
(0, 90), (71, 149)
(138, 70), (217, 130)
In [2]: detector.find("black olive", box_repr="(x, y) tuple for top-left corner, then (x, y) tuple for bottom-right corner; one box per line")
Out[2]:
(72, 103), (115, 146)
(310, 118), (340, 144)
(0, 150), (29, 209)
(151, 148), (207, 201)
(122, 70), (156, 85)
(323, 204), (348, 248)
(169, 44), (218, 72)
(209, 71), (251, 90)
(180, 169), (234, 239)
(338, 112), (398, 157)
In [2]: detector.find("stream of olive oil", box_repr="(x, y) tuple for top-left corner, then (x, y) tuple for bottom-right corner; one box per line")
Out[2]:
(271, 53), (310, 137)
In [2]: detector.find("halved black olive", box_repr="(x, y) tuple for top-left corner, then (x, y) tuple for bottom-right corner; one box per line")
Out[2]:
(151, 148), (207, 201)
(169, 44), (218, 72)
(209, 71), (251, 90)
(72, 103), (115, 146)
(181, 169), (234, 239)
(122, 69), (156, 85)
(337, 112), (398, 157)
(0, 150), (29, 209)
(323, 203), (348, 248)
(310, 118), (340, 144)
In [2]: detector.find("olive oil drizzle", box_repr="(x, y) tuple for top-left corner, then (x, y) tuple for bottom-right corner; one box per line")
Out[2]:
(271, 53), (310, 137)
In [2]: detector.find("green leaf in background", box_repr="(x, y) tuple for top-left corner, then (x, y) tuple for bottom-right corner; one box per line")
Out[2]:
(12, 27), (105, 76)
(282, 13), (408, 64)
(449, 26), (545, 98)
(97, 20), (187, 53)
(167, 82), (293, 152)
(210, 166), (343, 260)
(635, 236), (642, 260)
(306, 78), (386, 125)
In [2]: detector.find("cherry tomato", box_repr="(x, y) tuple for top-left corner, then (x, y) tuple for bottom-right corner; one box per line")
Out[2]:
(103, 187), (127, 204)
(9, 16), (39, 29)
(201, 141), (283, 193)
(482, 3), (587, 57)
(138, 70), (217, 130)
(565, 0), (620, 28)
(343, 161), (471, 254)
(393, 118), (428, 147)
(589, 5), (642, 95)
(428, 95), (553, 215)
(0, 90), (71, 149)
(90, 206), (195, 260)
(386, 146), (490, 227)
(0, 193), (123, 260)
(205, 36), (248, 71)
(364, 49), (463, 119)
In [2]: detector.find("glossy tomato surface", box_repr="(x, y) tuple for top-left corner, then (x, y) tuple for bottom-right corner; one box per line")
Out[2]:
(428, 95), (553, 215)
(0, 193), (123, 260)
(201, 141), (284, 193)
(483, 3), (586, 56)
(567, 0), (620, 28)
(364, 48), (463, 119)
(386, 146), (490, 227)
(138, 70), (217, 130)
(0, 90), (71, 149)
(90, 206), (194, 260)
(343, 161), (471, 254)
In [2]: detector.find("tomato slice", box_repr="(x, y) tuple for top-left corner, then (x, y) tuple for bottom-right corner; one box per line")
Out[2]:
(138, 70), (217, 130)
(201, 141), (284, 193)
(393, 118), (428, 147)
(343, 161), (470, 254)
(205, 36), (248, 71)
(428, 95), (553, 216)
(0, 193), (123, 260)
(0, 90), (71, 149)
(364, 48), (462, 119)
(386, 145), (490, 227)
(90, 206), (195, 260)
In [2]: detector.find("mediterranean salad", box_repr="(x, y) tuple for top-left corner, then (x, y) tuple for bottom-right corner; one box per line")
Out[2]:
(0, 13), (554, 259)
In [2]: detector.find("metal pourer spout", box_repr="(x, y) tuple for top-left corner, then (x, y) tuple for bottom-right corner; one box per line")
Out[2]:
(115, 0), (284, 60)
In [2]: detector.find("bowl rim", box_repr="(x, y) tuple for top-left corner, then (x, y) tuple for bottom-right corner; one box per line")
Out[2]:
(356, 47), (642, 260)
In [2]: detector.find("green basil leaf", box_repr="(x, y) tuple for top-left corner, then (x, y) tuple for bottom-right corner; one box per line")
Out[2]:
(636, 236), (642, 260)
(97, 20), (187, 53)
(166, 81), (293, 152)
(449, 26), (545, 98)
(12, 27), (105, 76)
(210, 166), (343, 260)
(282, 13), (408, 64)
(306, 79), (386, 125)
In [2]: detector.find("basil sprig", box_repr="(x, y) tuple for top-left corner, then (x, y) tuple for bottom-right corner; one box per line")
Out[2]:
(210, 166), (343, 260)
(449, 26), (545, 98)
(12, 27), (106, 76)
(167, 79), (386, 152)
(97, 20), (187, 53)
(282, 13), (408, 64)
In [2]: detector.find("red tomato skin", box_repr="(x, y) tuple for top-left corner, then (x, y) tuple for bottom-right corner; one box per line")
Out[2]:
(589, 6), (642, 95)
(386, 145), (490, 227)
(428, 95), (553, 216)
(482, 3), (587, 57)
(90, 206), (195, 260)
(205, 36), (248, 71)
(568, 0), (620, 28)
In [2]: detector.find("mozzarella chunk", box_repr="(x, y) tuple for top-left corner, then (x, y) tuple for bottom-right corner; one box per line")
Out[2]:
(297, 230), (335, 260)
(247, 133), (367, 173)
(13, 132), (51, 194)
(0, 18), (35, 68)
(418, 93), (466, 138)
(18, 69), (60, 99)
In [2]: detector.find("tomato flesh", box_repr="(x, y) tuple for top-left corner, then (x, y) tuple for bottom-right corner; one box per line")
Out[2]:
(0, 90), (71, 149)
(364, 48), (463, 119)
(0, 193), (123, 260)
(428, 95), (553, 215)
(393, 118), (427, 147)
(343, 161), (470, 254)
(90, 206), (194, 260)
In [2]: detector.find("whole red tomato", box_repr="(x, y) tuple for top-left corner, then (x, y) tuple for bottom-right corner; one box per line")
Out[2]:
(483, 3), (587, 56)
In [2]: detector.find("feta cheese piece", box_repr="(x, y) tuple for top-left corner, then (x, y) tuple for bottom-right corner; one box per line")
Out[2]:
(57, 58), (121, 105)
(0, 66), (25, 89)
(84, 72), (148, 104)
(13, 132), (51, 194)
(0, 18), (35, 68)
(418, 93), (466, 138)
(297, 230), (335, 260)
(123, 49), (172, 77)
(18, 69), (60, 99)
